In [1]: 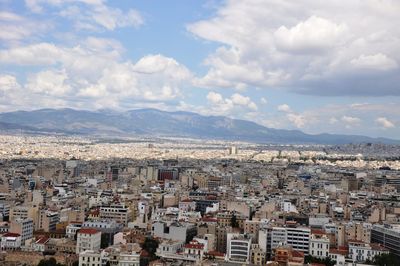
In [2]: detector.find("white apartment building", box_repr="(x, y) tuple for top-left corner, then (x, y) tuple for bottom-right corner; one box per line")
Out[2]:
(348, 240), (389, 262)
(116, 252), (140, 266)
(226, 233), (252, 264)
(76, 228), (101, 254)
(286, 227), (310, 255)
(0, 203), (10, 220)
(66, 222), (82, 239)
(263, 226), (311, 258)
(79, 250), (102, 266)
(1, 232), (21, 250)
(309, 230), (330, 258)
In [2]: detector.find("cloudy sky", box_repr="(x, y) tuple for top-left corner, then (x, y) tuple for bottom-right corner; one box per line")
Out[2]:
(0, 0), (399, 138)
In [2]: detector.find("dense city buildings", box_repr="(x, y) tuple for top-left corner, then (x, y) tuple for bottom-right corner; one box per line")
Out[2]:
(0, 134), (399, 265)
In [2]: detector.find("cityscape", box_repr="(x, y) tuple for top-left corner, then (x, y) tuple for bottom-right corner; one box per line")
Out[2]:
(1, 1), (400, 266)
(0, 134), (399, 265)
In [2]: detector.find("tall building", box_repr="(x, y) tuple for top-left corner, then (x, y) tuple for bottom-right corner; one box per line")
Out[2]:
(229, 146), (238, 155)
(226, 233), (252, 264)
(9, 218), (33, 245)
(39, 211), (60, 232)
(265, 226), (311, 259)
(371, 224), (400, 258)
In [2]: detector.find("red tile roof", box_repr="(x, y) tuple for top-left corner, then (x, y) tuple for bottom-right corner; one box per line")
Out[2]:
(329, 248), (348, 255)
(35, 236), (50, 244)
(311, 229), (326, 235)
(292, 250), (304, 258)
(202, 217), (217, 222)
(3, 233), (21, 237)
(206, 250), (225, 257)
(185, 243), (204, 249)
(78, 228), (100, 235)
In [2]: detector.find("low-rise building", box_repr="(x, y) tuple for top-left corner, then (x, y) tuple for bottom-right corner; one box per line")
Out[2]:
(348, 240), (389, 262)
(1, 232), (21, 250)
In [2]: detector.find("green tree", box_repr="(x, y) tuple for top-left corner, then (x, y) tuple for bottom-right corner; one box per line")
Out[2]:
(372, 253), (398, 266)
(140, 237), (160, 266)
(142, 237), (159, 259)
(37, 257), (65, 266)
(304, 255), (336, 266)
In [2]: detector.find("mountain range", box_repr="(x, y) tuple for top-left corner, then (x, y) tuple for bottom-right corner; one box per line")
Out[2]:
(0, 108), (398, 145)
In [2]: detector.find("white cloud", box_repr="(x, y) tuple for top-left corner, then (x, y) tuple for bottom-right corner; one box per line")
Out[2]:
(341, 115), (361, 127)
(329, 117), (338, 124)
(350, 53), (398, 71)
(231, 93), (258, 110)
(207, 92), (224, 104)
(277, 104), (291, 112)
(0, 74), (20, 92)
(260, 97), (268, 104)
(0, 40), (193, 108)
(206, 91), (258, 115)
(26, 0), (143, 31)
(26, 69), (71, 96)
(376, 117), (395, 129)
(188, 0), (400, 95)
(287, 113), (306, 128)
(91, 7), (143, 30)
(274, 16), (349, 54)
(0, 11), (49, 43)
(0, 43), (62, 65)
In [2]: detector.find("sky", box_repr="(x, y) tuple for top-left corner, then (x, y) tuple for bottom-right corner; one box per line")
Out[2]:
(0, 0), (399, 138)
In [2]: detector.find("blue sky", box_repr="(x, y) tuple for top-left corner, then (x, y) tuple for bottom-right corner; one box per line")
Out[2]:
(0, 0), (399, 138)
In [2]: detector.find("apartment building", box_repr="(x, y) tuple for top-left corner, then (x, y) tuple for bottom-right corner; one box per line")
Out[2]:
(226, 233), (252, 264)
(76, 228), (101, 254)
(99, 204), (132, 226)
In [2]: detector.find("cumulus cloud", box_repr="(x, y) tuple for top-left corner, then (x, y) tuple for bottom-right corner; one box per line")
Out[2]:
(26, 69), (71, 96)
(207, 91), (224, 104)
(0, 40), (193, 109)
(376, 117), (395, 129)
(274, 16), (349, 54)
(188, 0), (400, 96)
(341, 115), (361, 128)
(206, 91), (258, 115)
(0, 74), (20, 92)
(0, 11), (50, 44)
(350, 53), (398, 71)
(277, 104), (291, 112)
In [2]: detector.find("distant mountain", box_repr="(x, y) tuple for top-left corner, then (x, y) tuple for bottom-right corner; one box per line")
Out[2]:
(0, 108), (398, 144)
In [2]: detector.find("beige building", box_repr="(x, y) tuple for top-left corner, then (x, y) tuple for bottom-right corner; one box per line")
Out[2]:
(347, 222), (371, 244)
(76, 228), (101, 254)
(217, 212), (246, 229)
(39, 211), (60, 232)
(10, 205), (40, 229)
(244, 219), (261, 242)
(251, 244), (266, 265)
(99, 204), (133, 226)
